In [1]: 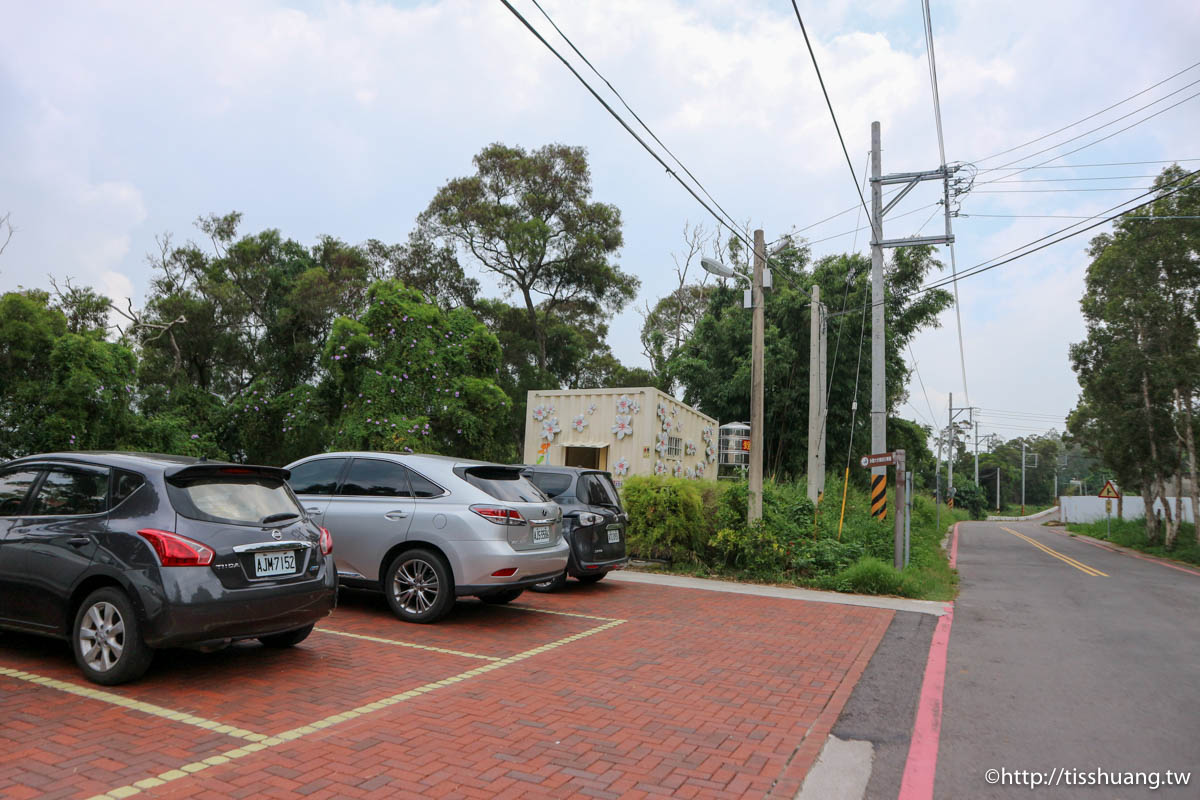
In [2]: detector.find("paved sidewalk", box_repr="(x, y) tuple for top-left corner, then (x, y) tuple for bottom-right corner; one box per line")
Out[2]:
(612, 569), (948, 616)
(1, 578), (894, 799)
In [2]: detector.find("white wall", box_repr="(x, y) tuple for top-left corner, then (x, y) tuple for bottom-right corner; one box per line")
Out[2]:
(1059, 496), (1197, 524)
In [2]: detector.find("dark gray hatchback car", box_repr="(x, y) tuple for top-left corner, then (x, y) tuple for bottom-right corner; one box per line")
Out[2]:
(0, 452), (337, 684)
(521, 466), (628, 591)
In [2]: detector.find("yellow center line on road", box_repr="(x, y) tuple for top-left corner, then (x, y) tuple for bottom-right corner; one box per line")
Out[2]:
(0, 665), (270, 742)
(313, 627), (501, 661)
(1000, 527), (1108, 577)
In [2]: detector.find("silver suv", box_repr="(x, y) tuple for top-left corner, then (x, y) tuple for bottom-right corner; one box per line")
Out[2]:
(283, 453), (567, 623)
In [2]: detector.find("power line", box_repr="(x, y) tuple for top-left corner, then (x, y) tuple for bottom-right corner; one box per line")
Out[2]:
(789, 2), (874, 235)
(971, 186), (1157, 193)
(975, 158), (1200, 172)
(966, 213), (1200, 220)
(526, 0), (744, 239)
(972, 60), (1200, 163)
(908, 344), (939, 430)
(496, 0), (768, 264)
(972, 88), (1200, 185)
(990, 174), (1159, 183)
(921, 0), (947, 165)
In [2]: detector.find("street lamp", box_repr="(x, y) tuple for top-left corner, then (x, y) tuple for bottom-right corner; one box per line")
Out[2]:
(701, 232), (767, 523)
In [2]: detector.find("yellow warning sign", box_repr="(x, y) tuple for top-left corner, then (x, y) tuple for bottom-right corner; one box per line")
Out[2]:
(1098, 480), (1120, 499)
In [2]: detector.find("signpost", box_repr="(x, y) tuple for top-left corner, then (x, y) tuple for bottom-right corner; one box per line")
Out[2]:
(858, 450), (907, 569)
(1098, 480), (1120, 537)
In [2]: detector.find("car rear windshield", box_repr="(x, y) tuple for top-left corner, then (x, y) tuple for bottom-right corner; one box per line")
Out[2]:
(583, 472), (622, 507)
(458, 466), (549, 503)
(167, 474), (302, 525)
(526, 471), (572, 499)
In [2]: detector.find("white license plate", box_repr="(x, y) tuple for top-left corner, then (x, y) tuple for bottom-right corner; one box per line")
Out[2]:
(607, 528), (621, 544)
(254, 551), (297, 577)
(532, 525), (551, 544)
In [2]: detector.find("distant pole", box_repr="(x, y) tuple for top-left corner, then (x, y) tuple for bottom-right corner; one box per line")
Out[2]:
(870, 121), (887, 519)
(748, 229), (766, 523)
(935, 428), (943, 531)
(893, 451), (906, 569)
(1021, 441), (1027, 516)
(806, 285), (826, 503)
(973, 414), (979, 485)
(996, 466), (1001, 511)
(947, 392), (954, 496)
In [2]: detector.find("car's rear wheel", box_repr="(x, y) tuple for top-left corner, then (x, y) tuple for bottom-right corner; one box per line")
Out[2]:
(480, 588), (524, 604)
(529, 570), (567, 593)
(385, 548), (454, 623)
(576, 571), (608, 584)
(259, 624), (314, 648)
(72, 587), (153, 686)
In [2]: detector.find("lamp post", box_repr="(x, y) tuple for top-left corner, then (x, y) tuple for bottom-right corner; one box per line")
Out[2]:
(701, 229), (767, 523)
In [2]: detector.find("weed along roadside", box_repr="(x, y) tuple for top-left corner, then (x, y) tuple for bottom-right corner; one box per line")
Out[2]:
(1064, 517), (1200, 567)
(620, 473), (966, 601)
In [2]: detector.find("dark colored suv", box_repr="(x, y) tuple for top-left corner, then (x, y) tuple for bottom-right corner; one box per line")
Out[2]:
(521, 466), (628, 592)
(0, 453), (337, 684)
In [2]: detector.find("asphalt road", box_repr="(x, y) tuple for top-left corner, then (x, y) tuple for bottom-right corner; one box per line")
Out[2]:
(936, 520), (1200, 798)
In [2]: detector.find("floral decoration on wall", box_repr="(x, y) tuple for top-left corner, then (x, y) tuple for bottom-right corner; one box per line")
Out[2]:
(587, 402), (598, 415)
(630, 398), (641, 414)
(706, 442), (717, 463)
(695, 462), (705, 478)
(654, 430), (669, 453)
(540, 417), (562, 441)
(661, 417), (674, 433)
(671, 462), (683, 478)
(685, 440), (697, 456)
(571, 414), (587, 433)
(685, 466), (696, 479)
(531, 403), (555, 422)
(654, 460), (667, 476)
(612, 414), (633, 440)
(616, 394), (634, 415)
(656, 401), (669, 421)
(701, 426), (714, 443)
(614, 457), (631, 477)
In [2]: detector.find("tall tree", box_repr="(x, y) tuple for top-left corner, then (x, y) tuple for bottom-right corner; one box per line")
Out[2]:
(421, 143), (639, 373)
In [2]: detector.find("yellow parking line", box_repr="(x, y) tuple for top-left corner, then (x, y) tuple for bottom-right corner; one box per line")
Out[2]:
(500, 604), (623, 623)
(84, 617), (628, 800)
(1001, 527), (1108, 576)
(313, 627), (501, 661)
(0, 666), (268, 741)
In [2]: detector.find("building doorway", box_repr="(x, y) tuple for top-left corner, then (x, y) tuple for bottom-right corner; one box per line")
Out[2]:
(564, 446), (608, 471)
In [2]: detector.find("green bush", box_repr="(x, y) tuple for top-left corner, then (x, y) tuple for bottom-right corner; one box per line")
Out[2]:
(828, 557), (906, 595)
(621, 476), (711, 562)
(951, 479), (988, 520)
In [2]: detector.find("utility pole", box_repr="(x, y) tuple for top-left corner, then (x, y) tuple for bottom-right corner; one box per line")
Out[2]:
(1021, 441), (1027, 516)
(935, 427), (943, 532)
(868, 120), (958, 521)
(973, 414), (979, 485)
(749, 229), (766, 523)
(996, 466), (1001, 511)
(869, 121), (887, 520)
(806, 285), (827, 503)
(947, 392), (954, 497)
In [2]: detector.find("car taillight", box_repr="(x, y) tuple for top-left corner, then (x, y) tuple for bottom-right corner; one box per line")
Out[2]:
(137, 529), (215, 567)
(491, 568), (517, 577)
(470, 505), (525, 525)
(319, 526), (333, 555)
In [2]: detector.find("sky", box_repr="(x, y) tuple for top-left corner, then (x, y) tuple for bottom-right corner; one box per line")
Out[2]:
(2, 0), (1198, 450)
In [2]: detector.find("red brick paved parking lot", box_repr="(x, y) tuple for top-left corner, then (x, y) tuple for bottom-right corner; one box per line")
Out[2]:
(0, 578), (891, 799)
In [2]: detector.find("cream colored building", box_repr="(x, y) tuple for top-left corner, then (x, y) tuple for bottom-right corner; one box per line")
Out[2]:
(523, 387), (718, 485)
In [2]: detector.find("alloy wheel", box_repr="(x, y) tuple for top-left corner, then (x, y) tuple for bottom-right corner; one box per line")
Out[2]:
(78, 601), (125, 673)
(392, 557), (441, 615)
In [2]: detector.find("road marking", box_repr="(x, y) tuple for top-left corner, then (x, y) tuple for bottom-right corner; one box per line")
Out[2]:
(1048, 529), (1200, 577)
(313, 627), (501, 661)
(84, 616), (628, 800)
(0, 665), (268, 741)
(898, 600), (954, 800)
(1001, 527), (1108, 576)
(500, 603), (622, 623)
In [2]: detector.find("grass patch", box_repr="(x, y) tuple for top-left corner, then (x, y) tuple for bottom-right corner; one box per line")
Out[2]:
(621, 473), (965, 601)
(1065, 518), (1200, 567)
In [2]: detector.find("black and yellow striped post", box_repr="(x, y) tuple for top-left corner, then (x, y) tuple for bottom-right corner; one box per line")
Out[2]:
(870, 472), (887, 520)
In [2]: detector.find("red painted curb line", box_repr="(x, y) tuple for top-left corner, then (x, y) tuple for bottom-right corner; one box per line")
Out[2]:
(898, 522), (959, 800)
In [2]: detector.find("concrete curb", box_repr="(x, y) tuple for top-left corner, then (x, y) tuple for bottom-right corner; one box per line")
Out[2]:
(987, 506), (1058, 522)
(610, 570), (948, 616)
